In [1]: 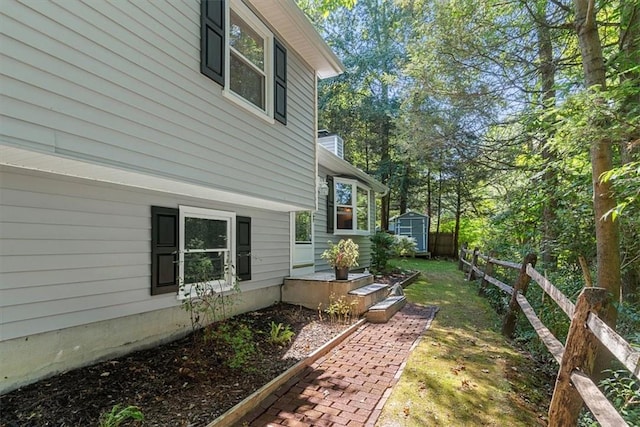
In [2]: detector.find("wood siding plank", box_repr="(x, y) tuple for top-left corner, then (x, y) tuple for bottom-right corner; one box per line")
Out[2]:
(1, 0), (317, 209)
(0, 169), (291, 340)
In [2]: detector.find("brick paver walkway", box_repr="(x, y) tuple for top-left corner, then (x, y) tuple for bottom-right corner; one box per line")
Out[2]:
(242, 303), (438, 427)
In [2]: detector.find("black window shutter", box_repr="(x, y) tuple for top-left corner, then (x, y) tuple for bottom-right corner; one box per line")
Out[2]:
(236, 216), (252, 281)
(326, 176), (334, 233)
(201, 0), (225, 86)
(151, 206), (179, 295)
(274, 38), (287, 125)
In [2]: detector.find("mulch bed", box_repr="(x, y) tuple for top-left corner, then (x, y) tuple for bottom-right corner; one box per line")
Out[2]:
(1, 272), (414, 427)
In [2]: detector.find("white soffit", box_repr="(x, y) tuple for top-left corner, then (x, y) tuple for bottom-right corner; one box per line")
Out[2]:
(317, 145), (388, 194)
(250, 0), (344, 79)
(0, 145), (303, 212)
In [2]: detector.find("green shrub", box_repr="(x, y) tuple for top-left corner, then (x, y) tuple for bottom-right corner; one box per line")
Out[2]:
(578, 369), (639, 426)
(370, 232), (395, 273)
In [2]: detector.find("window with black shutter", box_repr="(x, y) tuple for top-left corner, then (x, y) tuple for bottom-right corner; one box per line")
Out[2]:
(326, 176), (334, 233)
(200, 0), (225, 86)
(152, 206), (252, 296)
(236, 216), (252, 281)
(151, 206), (179, 295)
(274, 39), (287, 124)
(200, 0), (287, 123)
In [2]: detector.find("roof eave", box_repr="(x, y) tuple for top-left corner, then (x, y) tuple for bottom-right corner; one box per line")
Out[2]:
(250, 0), (344, 78)
(317, 146), (388, 194)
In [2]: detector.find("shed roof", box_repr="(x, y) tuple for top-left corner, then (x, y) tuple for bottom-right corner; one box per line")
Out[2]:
(390, 211), (430, 220)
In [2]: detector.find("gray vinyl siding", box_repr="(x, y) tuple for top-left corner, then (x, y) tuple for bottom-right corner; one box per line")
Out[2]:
(0, 0), (317, 210)
(0, 167), (291, 341)
(314, 166), (375, 271)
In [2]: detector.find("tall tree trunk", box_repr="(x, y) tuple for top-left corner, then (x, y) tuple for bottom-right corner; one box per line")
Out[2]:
(537, 11), (559, 269)
(573, 0), (622, 375)
(453, 176), (462, 257)
(433, 168), (443, 256)
(426, 169), (432, 217)
(379, 118), (391, 230)
(399, 164), (411, 214)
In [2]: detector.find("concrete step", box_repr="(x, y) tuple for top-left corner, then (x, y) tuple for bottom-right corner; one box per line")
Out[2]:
(348, 283), (389, 315)
(366, 295), (407, 323)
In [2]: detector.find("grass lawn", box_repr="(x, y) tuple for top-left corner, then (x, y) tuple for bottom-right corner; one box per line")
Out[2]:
(376, 259), (551, 426)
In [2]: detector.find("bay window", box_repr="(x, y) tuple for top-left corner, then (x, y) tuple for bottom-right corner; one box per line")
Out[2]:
(333, 178), (370, 234)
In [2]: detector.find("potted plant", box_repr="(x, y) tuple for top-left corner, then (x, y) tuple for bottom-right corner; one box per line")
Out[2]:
(321, 239), (359, 280)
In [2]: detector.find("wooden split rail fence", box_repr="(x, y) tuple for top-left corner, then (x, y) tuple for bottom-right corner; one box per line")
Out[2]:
(459, 244), (639, 427)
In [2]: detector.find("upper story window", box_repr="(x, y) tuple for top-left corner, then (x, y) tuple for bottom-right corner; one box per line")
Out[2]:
(201, 0), (287, 124)
(228, 5), (268, 112)
(333, 178), (370, 235)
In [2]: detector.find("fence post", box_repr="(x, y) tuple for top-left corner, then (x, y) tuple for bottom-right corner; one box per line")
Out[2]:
(467, 247), (480, 281)
(458, 242), (468, 271)
(501, 253), (537, 337)
(548, 287), (609, 427)
(479, 251), (495, 296)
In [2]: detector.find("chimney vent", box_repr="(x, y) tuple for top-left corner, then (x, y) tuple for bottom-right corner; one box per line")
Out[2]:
(317, 132), (344, 159)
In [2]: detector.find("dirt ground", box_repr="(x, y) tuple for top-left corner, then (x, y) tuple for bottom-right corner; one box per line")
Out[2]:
(1, 273), (411, 427)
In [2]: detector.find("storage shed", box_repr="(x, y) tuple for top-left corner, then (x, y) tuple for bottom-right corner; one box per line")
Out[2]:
(390, 211), (430, 254)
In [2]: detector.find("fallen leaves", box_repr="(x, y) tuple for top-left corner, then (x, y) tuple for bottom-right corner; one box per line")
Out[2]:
(451, 364), (466, 375)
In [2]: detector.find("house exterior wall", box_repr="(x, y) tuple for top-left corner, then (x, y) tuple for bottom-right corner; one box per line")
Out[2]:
(1, 0), (317, 210)
(0, 166), (289, 393)
(314, 165), (376, 271)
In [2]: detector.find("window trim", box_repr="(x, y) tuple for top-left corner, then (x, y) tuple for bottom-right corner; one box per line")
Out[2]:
(224, 0), (274, 123)
(178, 206), (236, 298)
(332, 178), (371, 235)
(294, 210), (313, 244)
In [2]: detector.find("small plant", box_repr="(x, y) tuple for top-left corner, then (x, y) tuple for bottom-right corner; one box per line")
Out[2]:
(325, 293), (357, 324)
(392, 235), (418, 257)
(99, 404), (144, 427)
(180, 259), (242, 340)
(268, 321), (295, 345)
(210, 321), (256, 369)
(321, 239), (360, 269)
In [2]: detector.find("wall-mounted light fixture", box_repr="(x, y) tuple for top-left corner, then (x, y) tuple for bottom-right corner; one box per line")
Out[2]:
(317, 178), (329, 196)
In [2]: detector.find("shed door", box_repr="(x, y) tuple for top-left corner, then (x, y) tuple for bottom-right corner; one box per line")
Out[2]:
(411, 218), (426, 252)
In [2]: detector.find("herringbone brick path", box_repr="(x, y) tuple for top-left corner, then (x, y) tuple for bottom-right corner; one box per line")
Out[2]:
(241, 303), (438, 427)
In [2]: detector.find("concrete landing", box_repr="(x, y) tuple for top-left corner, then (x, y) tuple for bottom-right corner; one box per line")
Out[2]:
(282, 273), (374, 310)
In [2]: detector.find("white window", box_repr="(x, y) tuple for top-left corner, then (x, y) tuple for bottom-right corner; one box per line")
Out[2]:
(334, 178), (370, 234)
(179, 206), (235, 296)
(225, 0), (273, 119)
(295, 211), (313, 243)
